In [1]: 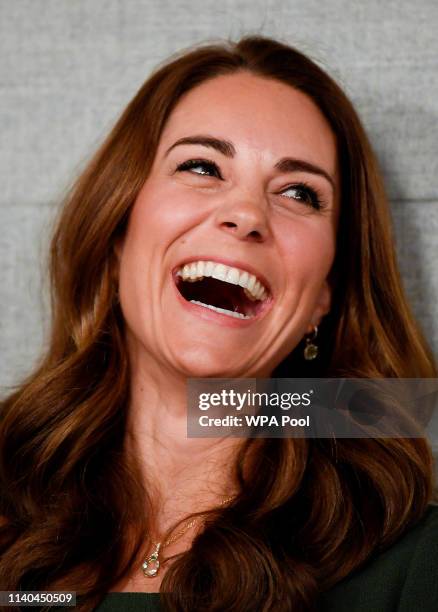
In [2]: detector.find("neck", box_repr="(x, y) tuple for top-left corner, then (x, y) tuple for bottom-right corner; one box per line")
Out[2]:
(123, 336), (243, 535)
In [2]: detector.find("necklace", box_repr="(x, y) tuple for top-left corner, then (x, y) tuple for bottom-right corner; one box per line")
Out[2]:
(141, 495), (234, 578)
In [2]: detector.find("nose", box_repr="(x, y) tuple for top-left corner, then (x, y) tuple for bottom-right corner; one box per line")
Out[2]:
(215, 192), (270, 243)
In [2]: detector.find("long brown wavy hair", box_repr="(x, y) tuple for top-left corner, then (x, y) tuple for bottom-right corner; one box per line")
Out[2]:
(0, 35), (437, 612)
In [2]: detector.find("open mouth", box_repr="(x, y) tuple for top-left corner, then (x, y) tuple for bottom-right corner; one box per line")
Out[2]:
(173, 260), (272, 320)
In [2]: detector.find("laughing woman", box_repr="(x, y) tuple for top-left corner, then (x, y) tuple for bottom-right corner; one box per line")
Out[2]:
(1, 36), (437, 612)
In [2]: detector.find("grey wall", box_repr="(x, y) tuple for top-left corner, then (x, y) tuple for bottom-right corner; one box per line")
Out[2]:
(1, 1), (438, 456)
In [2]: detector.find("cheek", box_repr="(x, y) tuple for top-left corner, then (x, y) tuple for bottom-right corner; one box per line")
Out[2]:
(118, 184), (194, 270)
(131, 179), (207, 238)
(277, 219), (336, 286)
(116, 181), (208, 326)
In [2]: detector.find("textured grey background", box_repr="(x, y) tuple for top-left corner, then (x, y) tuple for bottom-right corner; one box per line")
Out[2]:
(1, 1), (438, 460)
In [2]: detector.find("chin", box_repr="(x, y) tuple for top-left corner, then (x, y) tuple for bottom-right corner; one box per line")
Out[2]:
(174, 349), (245, 379)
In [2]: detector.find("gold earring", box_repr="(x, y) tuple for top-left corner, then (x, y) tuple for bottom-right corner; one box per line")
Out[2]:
(303, 325), (318, 360)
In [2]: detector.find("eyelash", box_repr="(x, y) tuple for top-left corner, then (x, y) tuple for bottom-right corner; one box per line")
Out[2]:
(176, 158), (222, 178)
(175, 158), (326, 211)
(281, 181), (326, 211)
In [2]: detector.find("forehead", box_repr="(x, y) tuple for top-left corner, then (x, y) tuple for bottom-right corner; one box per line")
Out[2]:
(157, 72), (337, 178)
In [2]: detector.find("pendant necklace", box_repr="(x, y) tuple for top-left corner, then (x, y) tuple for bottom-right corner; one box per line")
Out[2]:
(141, 495), (234, 578)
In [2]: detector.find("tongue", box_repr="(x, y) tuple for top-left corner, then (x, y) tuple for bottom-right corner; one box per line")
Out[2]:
(185, 277), (241, 313)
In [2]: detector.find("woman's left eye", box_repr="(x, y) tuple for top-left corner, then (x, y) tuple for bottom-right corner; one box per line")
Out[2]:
(280, 183), (325, 210)
(175, 159), (222, 179)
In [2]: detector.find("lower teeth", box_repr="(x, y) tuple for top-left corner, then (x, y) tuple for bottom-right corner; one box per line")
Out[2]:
(189, 300), (251, 319)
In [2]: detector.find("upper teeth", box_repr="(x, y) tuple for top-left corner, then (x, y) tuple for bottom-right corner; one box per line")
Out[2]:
(176, 261), (268, 301)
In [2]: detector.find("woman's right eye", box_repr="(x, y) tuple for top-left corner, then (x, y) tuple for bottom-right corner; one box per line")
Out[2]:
(175, 159), (223, 179)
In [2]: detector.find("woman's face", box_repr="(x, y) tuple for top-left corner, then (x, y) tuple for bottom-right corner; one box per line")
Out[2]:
(117, 72), (339, 378)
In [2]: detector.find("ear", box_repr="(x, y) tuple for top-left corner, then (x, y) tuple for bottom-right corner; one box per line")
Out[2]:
(306, 279), (332, 334)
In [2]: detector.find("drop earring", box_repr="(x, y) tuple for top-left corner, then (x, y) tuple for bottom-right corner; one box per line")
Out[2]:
(303, 325), (319, 360)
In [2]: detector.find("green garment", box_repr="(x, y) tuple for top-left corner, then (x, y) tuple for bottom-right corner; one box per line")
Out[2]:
(93, 504), (438, 611)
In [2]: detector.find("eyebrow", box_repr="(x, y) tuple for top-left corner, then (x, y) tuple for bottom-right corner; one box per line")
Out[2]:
(165, 135), (236, 158)
(164, 134), (336, 192)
